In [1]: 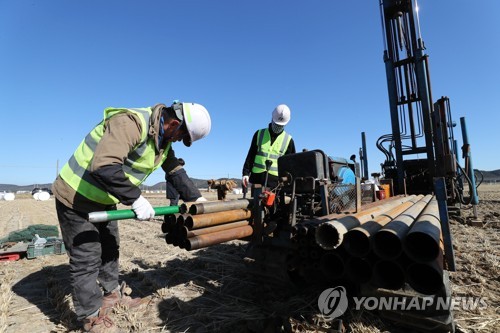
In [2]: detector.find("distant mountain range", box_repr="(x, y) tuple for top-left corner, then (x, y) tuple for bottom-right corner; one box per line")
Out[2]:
(479, 169), (500, 182)
(0, 178), (242, 192)
(1, 170), (498, 192)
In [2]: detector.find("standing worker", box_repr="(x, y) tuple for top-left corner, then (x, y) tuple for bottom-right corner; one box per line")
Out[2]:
(52, 101), (211, 333)
(242, 104), (296, 194)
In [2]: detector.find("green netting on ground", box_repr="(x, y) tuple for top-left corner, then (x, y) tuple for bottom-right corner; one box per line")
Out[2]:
(1, 224), (59, 243)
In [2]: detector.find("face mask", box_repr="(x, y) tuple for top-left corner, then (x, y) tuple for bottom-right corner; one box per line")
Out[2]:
(271, 122), (284, 134)
(158, 115), (165, 145)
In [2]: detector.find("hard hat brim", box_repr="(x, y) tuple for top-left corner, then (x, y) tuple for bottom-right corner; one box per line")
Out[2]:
(272, 119), (288, 126)
(183, 136), (192, 147)
(180, 102), (211, 147)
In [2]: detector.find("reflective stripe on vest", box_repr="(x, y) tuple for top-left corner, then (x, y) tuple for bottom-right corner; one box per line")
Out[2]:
(59, 107), (170, 205)
(251, 129), (291, 177)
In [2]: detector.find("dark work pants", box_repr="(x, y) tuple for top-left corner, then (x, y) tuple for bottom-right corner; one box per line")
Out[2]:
(56, 199), (120, 320)
(166, 181), (181, 206)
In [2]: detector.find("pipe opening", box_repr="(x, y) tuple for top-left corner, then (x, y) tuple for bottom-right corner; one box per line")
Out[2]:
(405, 232), (439, 262)
(407, 263), (443, 295)
(161, 222), (170, 234)
(373, 260), (405, 290)
(373, 230), (402, 260)
(165, 233), (174, 244)
(320, 252), (345, 278)
(185, 216), (195, 230)
(179, 227), (188, 239)
(184, 239), (194, 251)
(189, 204), (201, 214)
(344, 230), (370, 258)
(315, 224), (340, 250)
(177, 214), (187, 226)
(346, 257), (372, 283)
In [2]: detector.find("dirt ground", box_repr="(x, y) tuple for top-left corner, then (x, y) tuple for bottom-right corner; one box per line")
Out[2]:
(0, 185), (498, 333)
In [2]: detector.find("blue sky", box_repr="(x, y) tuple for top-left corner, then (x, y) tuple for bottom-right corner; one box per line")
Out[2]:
(1, 0), (499, 186)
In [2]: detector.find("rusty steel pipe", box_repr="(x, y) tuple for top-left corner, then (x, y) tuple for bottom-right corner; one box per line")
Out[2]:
(185, 199), (253, 215)
(315, 216), (361, 251)
(315, 195), (418, 250)
(169, 223), (184, 247)
(184, 225), (253, 251)
(185, 209), (252, 229)
(178, 202), (196, 214)
(372, 257), (408, 290)
(161, 213), (180, 234)
(309, 249), (321, 260)
(183, 220), (250, 238)
(295, 224), (309, 236)
(345, 255), (375, 284)
(343, 195), (423, 257)
(406, 250), (444, 295)
(298, 218), (333, 237)
(175, 213), (192, 227)
(172, 236), (182, 248)
(343, 195), (418, 224)
(165, 232), (174, 244)
(373, 194), (433, 260)
(319, 250), (346, 279)
(404, 197), (443, 263)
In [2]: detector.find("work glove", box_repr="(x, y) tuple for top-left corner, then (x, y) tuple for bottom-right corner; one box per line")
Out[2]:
(195, 196), (207, 202)
(131, 195), (155, 220)
(242, 175), (249, 187)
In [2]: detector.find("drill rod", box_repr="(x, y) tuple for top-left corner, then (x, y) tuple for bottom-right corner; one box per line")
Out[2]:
(88, 205), (180, 223)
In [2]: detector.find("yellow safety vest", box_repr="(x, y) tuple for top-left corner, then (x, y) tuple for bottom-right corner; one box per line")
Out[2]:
(251, 129), (292, 176)
(59, 107), (170, 204)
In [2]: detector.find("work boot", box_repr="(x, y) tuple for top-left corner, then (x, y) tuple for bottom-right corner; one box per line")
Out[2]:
(83, 313), (122, 333)
(101, 282), (145, 313)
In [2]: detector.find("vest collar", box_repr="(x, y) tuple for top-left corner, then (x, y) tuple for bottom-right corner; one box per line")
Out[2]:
(149, 103), (167, 151)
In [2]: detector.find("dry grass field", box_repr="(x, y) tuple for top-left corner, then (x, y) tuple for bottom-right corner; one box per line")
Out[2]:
(0, 185), (498, 333)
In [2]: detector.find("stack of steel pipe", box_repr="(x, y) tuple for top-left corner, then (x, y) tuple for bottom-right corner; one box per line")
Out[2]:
(181, 198), (253, 215)
(162, 199), (254, 251)
(311, 195), (447, 295)
(289, 219), (348, 282)
(289, 196), (416, 283)
(404, 198), (446, 295)
(368, 194), (433, 290)
(343, 195), (423, 290)
(343, 195), (424, 258)
(315, 195), (418, 251)
(373, 195), (433, 260)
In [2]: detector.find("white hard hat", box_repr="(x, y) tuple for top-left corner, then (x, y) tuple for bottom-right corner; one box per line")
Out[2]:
(181, 102), (211, 147)
(272, 104), (291, 126)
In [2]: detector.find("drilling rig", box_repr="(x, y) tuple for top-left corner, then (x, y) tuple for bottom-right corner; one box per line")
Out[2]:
(373, 0), (479, 213)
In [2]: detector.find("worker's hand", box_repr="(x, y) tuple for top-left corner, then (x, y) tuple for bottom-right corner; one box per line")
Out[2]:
(131, 195), (155, 220)
(195, 196), (207, 202)
(242, 175), (249, 187)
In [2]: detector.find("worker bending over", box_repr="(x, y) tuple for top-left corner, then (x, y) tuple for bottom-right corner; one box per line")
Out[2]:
(53, 101), (211, 332)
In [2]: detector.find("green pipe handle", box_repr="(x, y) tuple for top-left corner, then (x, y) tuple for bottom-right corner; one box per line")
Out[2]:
(88, 205), (179, 222)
